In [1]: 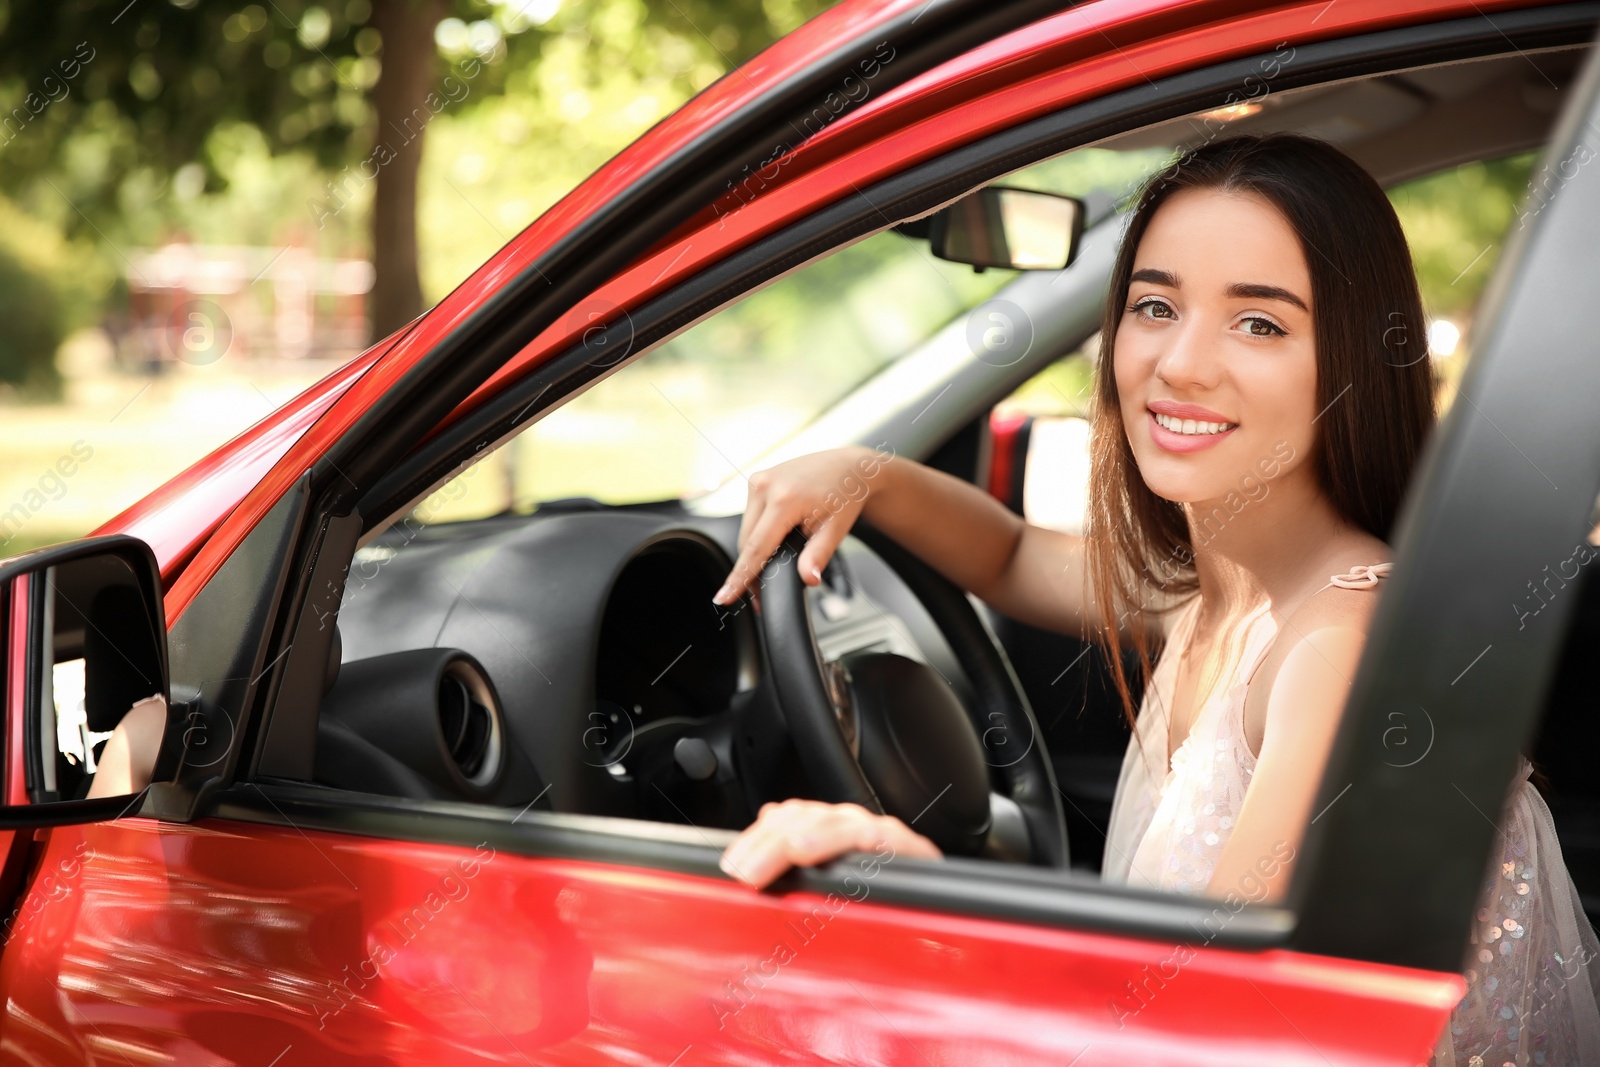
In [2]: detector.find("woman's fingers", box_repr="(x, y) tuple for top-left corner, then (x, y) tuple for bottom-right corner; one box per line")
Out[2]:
(719, 800), (940, 888)
(718, 494), (857, 603)
(720, 511), (787, 601)
(735, 473), (769, 557)
(718, 449), (874, 605)
(795, 513), (852, 587)
(716, 505), (796, 605)
(719, 802), (830, 887)
(861, 812), (943, 861)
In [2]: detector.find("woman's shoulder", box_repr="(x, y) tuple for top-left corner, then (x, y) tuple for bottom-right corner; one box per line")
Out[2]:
(1290, 573), (1386, 633)
(1240, 537), (1392, 751)
(1294, 533), (1394, 628)
(1299, 544), (1392, 643)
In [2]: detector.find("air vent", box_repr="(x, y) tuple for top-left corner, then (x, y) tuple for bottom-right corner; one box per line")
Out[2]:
(437, 658), (503, 788)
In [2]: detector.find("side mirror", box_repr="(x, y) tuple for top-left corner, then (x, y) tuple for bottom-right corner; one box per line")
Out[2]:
(919, 187), (1086, 272)
(0, 535), (167, 824)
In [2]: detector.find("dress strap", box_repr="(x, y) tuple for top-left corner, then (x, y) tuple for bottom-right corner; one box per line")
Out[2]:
(1317, 561), (1393, 592)
(1242, 603), (1279, 689)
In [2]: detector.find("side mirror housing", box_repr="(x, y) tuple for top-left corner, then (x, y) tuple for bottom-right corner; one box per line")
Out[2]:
(0, 535), (167, 824)
(915, 186), (1086, 272)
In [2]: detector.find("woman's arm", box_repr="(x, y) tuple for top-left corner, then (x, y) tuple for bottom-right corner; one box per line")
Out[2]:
(86, 695), (166, 800)
(718, 446), (1160, 643)
(713, 447), (1181, 888)
(1204, 602), (1374, 904)
(855, 453), (1104, 639)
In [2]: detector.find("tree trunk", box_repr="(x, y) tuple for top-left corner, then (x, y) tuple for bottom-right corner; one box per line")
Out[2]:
(369, 0), (447, 340)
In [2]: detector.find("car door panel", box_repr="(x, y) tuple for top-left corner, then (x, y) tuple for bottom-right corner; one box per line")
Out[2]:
(0, 816), (1460, 1065)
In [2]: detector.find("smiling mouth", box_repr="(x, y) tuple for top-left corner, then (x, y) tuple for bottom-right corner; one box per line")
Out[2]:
(1152, 412), (1237, 436)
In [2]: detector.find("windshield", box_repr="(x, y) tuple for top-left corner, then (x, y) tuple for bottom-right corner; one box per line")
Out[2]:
(417, 146), (1173, 525)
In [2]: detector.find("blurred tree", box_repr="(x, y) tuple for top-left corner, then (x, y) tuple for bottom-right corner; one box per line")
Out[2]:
(0, 0), (829, 342)
(1389, 152), (1539, 320)
(0, 193), (111, 396)
(0, 244), (65, 394)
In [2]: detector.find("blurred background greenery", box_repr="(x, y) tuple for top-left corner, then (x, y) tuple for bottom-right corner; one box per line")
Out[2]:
(0, 0), (833, 552)
(0, 0), (1547, 551)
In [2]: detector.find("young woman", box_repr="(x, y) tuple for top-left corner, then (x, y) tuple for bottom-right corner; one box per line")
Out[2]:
(710, 134), (1600, 1064)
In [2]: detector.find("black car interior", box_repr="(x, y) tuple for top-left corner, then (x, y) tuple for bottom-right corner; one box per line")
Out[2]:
(323, 503), (1066, 866)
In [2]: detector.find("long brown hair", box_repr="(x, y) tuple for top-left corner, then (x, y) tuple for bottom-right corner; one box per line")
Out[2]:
(1085, 133), (1437, 727)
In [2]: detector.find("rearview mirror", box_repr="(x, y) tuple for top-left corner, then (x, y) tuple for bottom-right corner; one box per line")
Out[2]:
(0, 536), (168, 824)
(922, 186), (1086, 272)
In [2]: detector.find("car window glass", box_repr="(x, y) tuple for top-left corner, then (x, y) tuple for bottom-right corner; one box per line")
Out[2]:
(409, 146), (1174, 525)
(1387, 150), (1539, 408)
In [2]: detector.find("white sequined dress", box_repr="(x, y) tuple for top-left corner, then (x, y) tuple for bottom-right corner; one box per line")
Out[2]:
(1100, 564), (1600, 1064)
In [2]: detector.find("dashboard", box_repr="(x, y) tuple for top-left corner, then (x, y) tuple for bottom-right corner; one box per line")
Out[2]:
(320, 502), (969, 828)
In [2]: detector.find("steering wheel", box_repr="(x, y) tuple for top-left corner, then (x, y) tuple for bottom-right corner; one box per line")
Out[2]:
(759, 521), (1068, 867)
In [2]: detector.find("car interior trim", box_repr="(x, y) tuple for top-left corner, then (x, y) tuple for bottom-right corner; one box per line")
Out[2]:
(152, 480), (309, 819)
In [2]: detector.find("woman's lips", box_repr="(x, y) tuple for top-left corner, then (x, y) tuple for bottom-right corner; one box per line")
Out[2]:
(1148, 410), (1237, 453)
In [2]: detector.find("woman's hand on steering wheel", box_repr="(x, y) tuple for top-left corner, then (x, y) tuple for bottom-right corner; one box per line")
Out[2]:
(714, 446), (888, 606)
(719, 798), (942, 889)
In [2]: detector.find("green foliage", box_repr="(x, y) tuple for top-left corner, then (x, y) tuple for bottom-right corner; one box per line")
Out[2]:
(418, 0), (835, 297)
(0, 0), (829, 232)
(0, 194), (112, 396)
(1388, 152), (1539, 320)
(137, 121), (368, 252)
(0, 2), (378, 208)
(0, 0), (836, 319)
(0, 244), (65, 396)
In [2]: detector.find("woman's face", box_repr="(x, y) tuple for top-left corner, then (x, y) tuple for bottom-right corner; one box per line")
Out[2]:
(1113, 186), (1319, 508)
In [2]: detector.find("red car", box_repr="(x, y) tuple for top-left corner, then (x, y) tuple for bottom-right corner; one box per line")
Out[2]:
(3, 0), (1599, 1062)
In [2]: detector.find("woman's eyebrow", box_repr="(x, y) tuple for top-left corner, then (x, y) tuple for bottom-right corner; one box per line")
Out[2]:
(1129, 267), (1178, 287)
(1227, 281), (1309, 312)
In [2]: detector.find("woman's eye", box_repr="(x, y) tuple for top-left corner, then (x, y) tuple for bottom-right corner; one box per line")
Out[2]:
(1129, 298), (1174, 320)
(1240, 316), (1285, 337)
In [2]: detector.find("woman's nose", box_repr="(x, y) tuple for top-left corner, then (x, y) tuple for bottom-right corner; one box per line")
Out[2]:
(1153, 320), (1223, 391)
